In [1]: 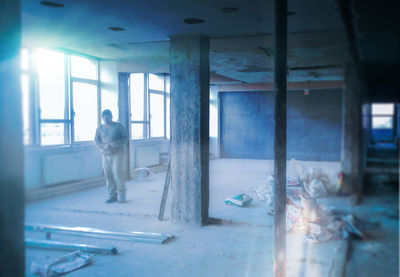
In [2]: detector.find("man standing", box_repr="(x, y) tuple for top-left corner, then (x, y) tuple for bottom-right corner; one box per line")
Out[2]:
(95, 109), (129, 203)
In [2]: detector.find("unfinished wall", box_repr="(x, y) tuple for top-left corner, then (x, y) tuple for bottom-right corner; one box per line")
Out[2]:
(220, 89), (342, 161)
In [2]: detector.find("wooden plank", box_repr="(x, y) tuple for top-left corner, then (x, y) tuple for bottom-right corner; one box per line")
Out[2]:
(158, 159), (171, 220)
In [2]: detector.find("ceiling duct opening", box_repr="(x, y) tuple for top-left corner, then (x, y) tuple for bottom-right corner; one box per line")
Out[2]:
(183, 18), (206, 24)
(108, 27), (126, 31)
(221, 7), (239, 13)
(39, 1), (64, 8)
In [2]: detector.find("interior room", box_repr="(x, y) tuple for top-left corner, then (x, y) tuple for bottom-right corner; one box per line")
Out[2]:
(0, 0), (399, 276)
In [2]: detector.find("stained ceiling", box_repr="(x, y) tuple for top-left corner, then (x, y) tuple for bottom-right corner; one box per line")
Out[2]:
(21, 0), (348, 83)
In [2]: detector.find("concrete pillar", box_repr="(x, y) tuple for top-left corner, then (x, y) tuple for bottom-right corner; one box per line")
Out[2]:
(274, 0), (287, 275)
(0, 0), (25, 276)
(118, 73), (131, 179)
(341, 61), (366, 203)
(170, 36), (210, 225)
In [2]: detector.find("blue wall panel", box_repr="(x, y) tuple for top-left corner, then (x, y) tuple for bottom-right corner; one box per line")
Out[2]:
(220, 89), (342, 161)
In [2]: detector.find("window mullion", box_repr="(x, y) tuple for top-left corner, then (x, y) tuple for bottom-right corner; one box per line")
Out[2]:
(69, 56), (75, 145)
(64, 54), (70, 144)
(97, 61), (101, 127)
(144, 73), (149, 139)
(163, 74), (166, 139)
(29, 49), (40, 145)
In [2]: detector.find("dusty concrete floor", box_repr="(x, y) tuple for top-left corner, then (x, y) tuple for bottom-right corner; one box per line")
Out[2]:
(25, 159), (349, 277)
(345, 193), (399, 277)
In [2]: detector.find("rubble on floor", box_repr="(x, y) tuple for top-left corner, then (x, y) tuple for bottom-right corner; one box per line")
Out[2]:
(30, 251), (92, 277)
(249, 159), (370, 243)
(224, 193), (253, 207)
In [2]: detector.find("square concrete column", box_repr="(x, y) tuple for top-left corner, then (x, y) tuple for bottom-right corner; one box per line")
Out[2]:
(341, 61), (367, 203)
(0, 0), (25, 276)
(118, 73), (131, 179)
(170, 36), (210, 225)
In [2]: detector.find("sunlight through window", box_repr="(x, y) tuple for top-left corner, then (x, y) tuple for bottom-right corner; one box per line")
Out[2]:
(36, 48), (66, 120)
(71, 55), (97, 80)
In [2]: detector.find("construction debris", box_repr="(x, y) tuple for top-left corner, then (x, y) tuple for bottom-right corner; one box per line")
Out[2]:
(288, 159), (340, 194)
(25, 238), (118, 255)
(225, 193), (253, 207)
(132, 167), (154, 180)
(252, 159), (369, 243)
(30, 251), (92, 276)
(26, 223), (175, 245)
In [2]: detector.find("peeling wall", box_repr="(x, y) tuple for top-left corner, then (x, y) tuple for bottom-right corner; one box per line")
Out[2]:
(220, 89), (343, 161)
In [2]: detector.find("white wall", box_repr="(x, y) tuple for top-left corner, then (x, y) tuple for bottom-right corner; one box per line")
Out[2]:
(24, 144), (103, 190)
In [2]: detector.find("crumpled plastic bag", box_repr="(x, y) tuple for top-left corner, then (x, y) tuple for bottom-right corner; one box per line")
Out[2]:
(304, 179), (327, 198)
(286, 197), (304, 231)
(288, 159), (340, 195)
(132, 167), (154, 180)
(255, 175), (274, 205)
(225, 193), (253, 207)
(30, 251), (92, 277)
(256, 174), (301, 205)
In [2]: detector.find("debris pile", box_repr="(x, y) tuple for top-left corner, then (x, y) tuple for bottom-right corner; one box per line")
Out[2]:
(254, 159), (366, 243)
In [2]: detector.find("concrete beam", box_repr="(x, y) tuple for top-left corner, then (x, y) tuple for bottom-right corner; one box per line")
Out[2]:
(0, 0), (25, 276)
(218, 80), (343, 92)
(170, 36), (210, 225)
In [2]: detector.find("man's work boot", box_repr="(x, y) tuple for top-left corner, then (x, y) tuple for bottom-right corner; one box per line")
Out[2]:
(105, 195), (117, 203)
(117, 194), (126, 203)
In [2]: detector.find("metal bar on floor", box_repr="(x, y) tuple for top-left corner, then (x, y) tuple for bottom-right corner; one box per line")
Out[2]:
(25, 238), (118, 255)
(273, 0), (288, 275)
(25, 223), (175, 245)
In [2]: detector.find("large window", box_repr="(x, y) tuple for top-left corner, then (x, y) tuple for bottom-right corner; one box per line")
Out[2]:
(130, 73), (146, 140)
(149, 74), (165, 138)
(36, 49), (69, 145)
(72, 82), (98, 141)
(371, 103), (395, 129)
(20, 48), (99, 146)
(129, 73), (170, 140)
(71, 56), (99, 142)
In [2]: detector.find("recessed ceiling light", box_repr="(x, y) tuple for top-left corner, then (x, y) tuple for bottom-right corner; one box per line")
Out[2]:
(221, 7), (239, 13)
(108, 27), (126, 31)
(40, 1), (64, 8)
(183, 18), (206, 24)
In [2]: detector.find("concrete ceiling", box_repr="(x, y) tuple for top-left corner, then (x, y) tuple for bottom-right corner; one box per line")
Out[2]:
(21, 0), (348, 83)
(351, 0), (400, 66)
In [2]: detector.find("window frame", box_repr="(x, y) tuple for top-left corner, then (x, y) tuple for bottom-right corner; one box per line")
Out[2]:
(69, 54), (100, 144)
(371, 103), (395, 130)
(21, 48), (101, 147)
(129, 73), (170, 141)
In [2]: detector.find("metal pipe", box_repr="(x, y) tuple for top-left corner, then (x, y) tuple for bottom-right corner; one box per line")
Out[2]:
(26, 223), (174, 244)
(273, 0), (287, 275)
(25, 238), (118, 255)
